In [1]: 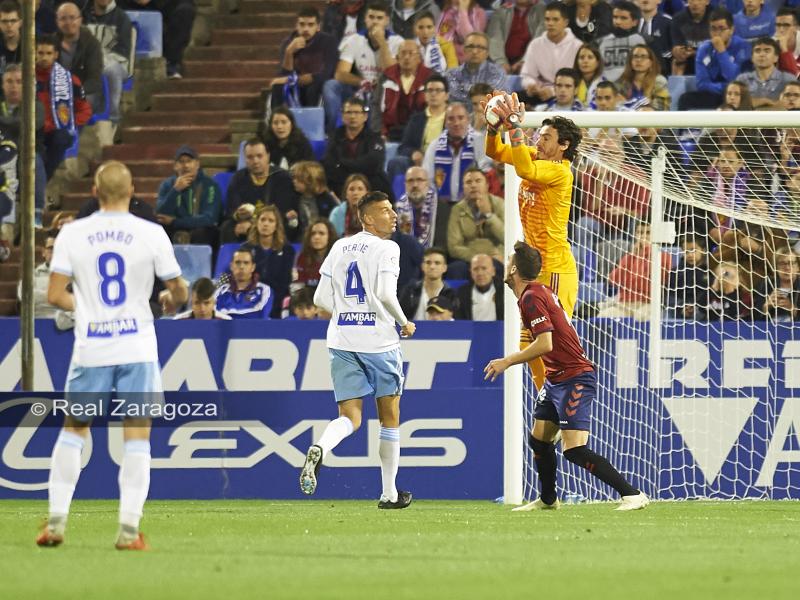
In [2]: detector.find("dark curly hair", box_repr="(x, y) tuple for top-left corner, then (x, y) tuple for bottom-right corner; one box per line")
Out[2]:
(541, 116), (582, 161)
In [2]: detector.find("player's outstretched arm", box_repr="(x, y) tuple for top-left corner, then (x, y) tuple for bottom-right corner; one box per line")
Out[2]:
(47, 272), (75, 312)
(376, 269), (410, 331)
(159, 277), (189, 315)
(313, 274), (335, 314)
(484, 332), (553, 381)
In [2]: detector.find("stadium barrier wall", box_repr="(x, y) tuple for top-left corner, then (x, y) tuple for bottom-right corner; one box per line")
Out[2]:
(0, 320), (797, 499)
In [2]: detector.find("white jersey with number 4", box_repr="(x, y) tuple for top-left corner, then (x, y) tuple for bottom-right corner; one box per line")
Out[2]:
(320, 231), (401, 353)
(50, 211), (181, 367)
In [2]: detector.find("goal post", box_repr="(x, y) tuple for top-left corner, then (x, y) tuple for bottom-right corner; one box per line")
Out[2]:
(503, 110), (800, 504)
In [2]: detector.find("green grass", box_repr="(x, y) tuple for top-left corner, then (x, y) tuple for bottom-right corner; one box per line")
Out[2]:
(1, 500), (798, 599)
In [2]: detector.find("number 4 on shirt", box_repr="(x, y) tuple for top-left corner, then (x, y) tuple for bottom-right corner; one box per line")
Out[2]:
(344, 261), (366, 304)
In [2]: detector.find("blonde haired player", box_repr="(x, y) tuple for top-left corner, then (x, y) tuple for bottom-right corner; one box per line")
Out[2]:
(481, 91), (582, 390)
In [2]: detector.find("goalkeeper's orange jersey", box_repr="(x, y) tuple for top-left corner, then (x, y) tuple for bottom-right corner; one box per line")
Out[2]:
(486, 133), (577, 274)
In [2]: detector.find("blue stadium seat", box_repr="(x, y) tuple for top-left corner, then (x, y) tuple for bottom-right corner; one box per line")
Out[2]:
(311, 139), (326, 160)
(173, 244), (212, 286)
(291, 107), (325, 140)
(126, 10), (163, 57)
(392, 173), (405, 202)
(237, 140), (246, 170)
(667, 76), (696, 111)
(212, 171), (234, 213)
(506, 75), (523, 93)
(62, 132), (80, 160)
(385, 141), (399, 171)
(444, 279), (468, 289)
(577, 281), (609, 306)
(87, 74), (111, 124)
(214, 242), (240, 278)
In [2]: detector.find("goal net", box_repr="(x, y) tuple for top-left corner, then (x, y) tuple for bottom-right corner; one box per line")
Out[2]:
(503, 111), (800, 504)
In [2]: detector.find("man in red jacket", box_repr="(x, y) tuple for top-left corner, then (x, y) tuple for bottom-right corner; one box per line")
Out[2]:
(374, 39), (433, 141)
(36, 34), (92, 179)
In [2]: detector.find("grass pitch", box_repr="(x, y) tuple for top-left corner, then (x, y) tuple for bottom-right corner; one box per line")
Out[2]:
(1, 500), (798, 599)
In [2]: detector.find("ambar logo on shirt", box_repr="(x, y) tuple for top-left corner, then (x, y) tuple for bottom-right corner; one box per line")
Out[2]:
(87, 319), (139, 338)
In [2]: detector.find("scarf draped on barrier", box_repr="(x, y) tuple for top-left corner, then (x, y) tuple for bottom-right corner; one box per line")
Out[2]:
(283, 71), (301, 108)
(395, 187), (437, 247)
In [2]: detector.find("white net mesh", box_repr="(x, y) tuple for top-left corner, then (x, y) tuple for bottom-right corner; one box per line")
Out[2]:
(517, 119), (800, 502)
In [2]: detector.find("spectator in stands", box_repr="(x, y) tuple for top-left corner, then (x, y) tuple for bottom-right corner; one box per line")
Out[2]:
(322, 96), (390, 198)
(221, 138), (297, 244)
(635, 0), (673, 76)
(447, 166), (504, 269)
(291, 161), (339, 234)
(425, 293), (457, 320)
(373, 39), (433, 140)
(156, 144), (222, 246)
(117, 0), (195, 79)
(702, 259), (752, 320)
(597, 221), (672, 320)
(395, 165), (444, 248)
(776, 7), (800, 76)
(262, 107), (314, 170)
(1, 64), (46, 225)
(288, 286), (319, 319)
(17, 230), (58, 318)
(780, 80), (800, 109)
(706, 146), (749, 224)
(330, 172), (369, 236)
(437, 0), (487, 63)
(733, 0), (775, 43)
(0, 0), (21, 76)
(423, 102), (489, 203)
(173, 277), (231, 320)
(393, 225), (425, 287)
(754, 247), (799, 321)
(35, 34), (92, 179)
(55, 2), (102, 113)
(670, 0), (711, 76)
(585, 81), (637, 149)
(77, 192), (157, 222)
(413, 10), (456, 74)
(536, 67), (584, 111)
(270, 7), (339, 110)
(399, 245), (453, 319)
(246, 205), (295, 319)
(735, 37), (795, 109)
(322, 0), (366, 43)
(574, 43), (606, 107)
(454, 253), (503, 320)
(215, 246), (273, 320)
(520, 2), (583, 104)
(598, 1), (646, 82)
(445, 31), (507, 104)
(322, 0), (403, 132)
(82, 0), (132, 125)
(671, 234), (710, 319)
(616, 43), (670, 110)
(723, 80), (753, 109)
(678, 7), (750, 109)
(392, 0), (440, 39)
(468, 82), (492, 132)
(294, 217), (338, 288)
(487, 0), (545, 75)
(567, 0), (612, 44)
(388, 73), (449, 180)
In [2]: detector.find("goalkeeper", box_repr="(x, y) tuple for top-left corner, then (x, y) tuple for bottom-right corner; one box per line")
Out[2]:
(482, 92), (581, 391)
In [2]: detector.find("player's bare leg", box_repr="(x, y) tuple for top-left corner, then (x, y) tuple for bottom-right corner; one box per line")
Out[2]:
(37, 416), (91, 547)
(513, 419), (561, 511)
(375, 394), (410, 509)
(114, 418), (152, 550)
(301, 399), (361, 495)
(561, 430), (648, 511)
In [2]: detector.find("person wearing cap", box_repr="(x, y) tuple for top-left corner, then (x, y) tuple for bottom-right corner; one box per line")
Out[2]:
(156, 144), (222, 247)
(426, 294), (457, 321)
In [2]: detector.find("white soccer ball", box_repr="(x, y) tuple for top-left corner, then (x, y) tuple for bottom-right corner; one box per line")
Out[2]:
(484, 95), (506, 128)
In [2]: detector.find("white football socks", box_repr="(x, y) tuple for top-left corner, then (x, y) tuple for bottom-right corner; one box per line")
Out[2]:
(379, 427), (400, 503)
(316, 416), (355, 459)
(47, 430), (85, 532)
(118, 440), (151, 535)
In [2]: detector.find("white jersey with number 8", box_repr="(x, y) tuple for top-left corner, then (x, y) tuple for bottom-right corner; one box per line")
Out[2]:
(320, 231), (401, 353)
(49, 212), (181, 367)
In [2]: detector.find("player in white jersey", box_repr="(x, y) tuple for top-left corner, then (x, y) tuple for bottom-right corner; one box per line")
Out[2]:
(300, 191), (416, 509)
(36, 161), (188, 550)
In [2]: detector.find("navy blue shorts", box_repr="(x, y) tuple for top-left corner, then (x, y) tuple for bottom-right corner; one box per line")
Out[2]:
(532, 371), (596, 431)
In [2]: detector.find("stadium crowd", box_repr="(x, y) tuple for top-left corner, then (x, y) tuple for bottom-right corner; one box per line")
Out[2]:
(4, 0), (800, 323)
